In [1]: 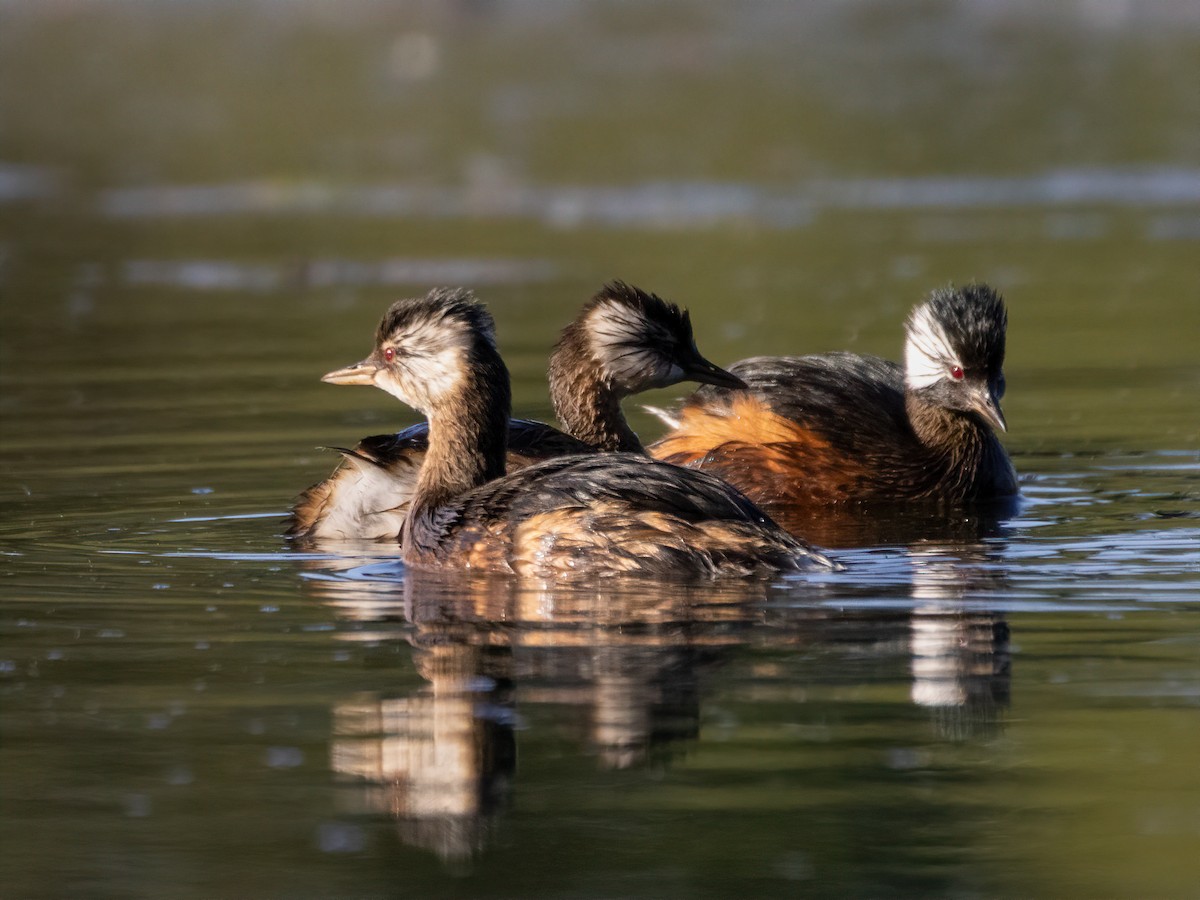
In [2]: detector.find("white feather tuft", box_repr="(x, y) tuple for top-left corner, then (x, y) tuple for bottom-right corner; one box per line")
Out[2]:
(905, 304), (957, 389)
(584, 299), (680, 390)
(586, 299), (652, 351)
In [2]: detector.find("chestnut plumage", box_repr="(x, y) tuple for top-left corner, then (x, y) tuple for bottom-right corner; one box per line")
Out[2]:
(650, 284), (1017, 507)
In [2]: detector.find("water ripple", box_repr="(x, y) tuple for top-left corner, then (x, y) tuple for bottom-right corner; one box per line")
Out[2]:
(94, 168), (1200, 228)
(120, 257), (557, 292)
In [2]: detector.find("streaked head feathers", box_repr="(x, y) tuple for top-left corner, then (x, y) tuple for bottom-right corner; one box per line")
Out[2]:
(571, 281), (744, 393)
(323, 287), (501, 413)
(904, 284), (1007, 390)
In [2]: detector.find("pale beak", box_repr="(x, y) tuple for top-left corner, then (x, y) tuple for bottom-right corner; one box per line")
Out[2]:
(971, 385), (1008, 433)
(321, 359), (378, 386)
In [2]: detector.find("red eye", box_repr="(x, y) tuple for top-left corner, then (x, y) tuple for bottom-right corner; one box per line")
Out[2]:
(950, 365), (964, 381)
(383, 347), (396, 363)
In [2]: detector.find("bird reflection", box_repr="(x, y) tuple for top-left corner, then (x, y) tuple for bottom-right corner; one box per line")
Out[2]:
(765, 494), (1020, 549)
(400, 571), (761, 770)
(330, 642), (515, 862)
(301, 519), (1013, 863)
(907, 541), (1011, 740)
(767, 498), (1015, 737)
(316, 570), (767, 862)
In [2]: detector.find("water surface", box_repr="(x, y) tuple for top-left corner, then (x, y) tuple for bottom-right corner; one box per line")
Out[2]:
(2, 3), (1199, 897)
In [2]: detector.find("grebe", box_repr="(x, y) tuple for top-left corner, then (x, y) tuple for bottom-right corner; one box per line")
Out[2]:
(650, 284), (1017, 507)
(307, 287), (834, 578)
(288, 282), (745, 540)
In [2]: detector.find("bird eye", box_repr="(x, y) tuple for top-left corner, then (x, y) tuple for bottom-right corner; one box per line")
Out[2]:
(383, 346), (396, 363)
(950, 365), (964, 381)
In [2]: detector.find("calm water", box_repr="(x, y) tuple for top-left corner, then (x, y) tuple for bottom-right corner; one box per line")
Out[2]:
(2, 3), (1199, 897)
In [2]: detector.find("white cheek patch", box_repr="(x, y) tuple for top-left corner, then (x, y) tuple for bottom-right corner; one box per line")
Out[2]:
(375, 319), (468, 412)
(905, 305), (957, 389)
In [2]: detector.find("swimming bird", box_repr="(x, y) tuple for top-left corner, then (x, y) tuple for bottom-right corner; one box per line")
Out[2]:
(307, 287), (834, 578)
(288, 282), (745, 541)
(650, 284), (1017, 507)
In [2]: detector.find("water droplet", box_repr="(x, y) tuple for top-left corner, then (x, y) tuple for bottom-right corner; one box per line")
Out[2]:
(0, 660), (16, 674)
(194, 641), (210, 651)
(191, 487), (214, 495)
(260, 605), (279, 614)
(97, 629), (125, 639)
(152, 584), (170, 591)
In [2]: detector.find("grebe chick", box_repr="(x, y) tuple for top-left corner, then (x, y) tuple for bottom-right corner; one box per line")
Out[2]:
(650, 284), (1017, 507)
(288, 282), (745, 541)
(326, 288), (833, 578)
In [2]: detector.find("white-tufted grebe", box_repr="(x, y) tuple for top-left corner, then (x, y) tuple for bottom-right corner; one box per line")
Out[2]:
(650, 284), (1017, 507)
(303, 287), (835, 578)
(289, 282), (744, 541)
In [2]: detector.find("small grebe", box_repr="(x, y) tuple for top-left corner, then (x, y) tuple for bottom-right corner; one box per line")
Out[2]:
(309, 287), (833, 578)
(288, 282), (745, 540)
(650, 284), (1017, 507)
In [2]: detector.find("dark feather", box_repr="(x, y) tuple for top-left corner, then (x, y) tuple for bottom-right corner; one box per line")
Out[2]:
(650, 285), (1017, 508)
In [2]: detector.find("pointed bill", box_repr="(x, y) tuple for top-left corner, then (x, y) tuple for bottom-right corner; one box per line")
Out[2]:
(321, 359), (378, 386)
(682, 349), (747, 390)
(971, 386), (1008, 433)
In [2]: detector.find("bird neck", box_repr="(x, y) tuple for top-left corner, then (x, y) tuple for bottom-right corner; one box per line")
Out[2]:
(410, 345), (512, 518)
(905, 392), (989, 469)
(548, 326), (642, 453)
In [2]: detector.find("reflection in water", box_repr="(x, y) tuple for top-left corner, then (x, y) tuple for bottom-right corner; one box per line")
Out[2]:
(331, 643), (516, 862)
(766, 494), (1020, 548)
(588, 641), (704, 770)
(305, 537), (1011, 862)
(908, 544), (1011, 740)
(315, 569), (767, 860)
